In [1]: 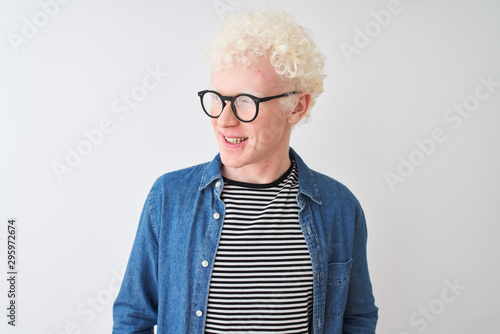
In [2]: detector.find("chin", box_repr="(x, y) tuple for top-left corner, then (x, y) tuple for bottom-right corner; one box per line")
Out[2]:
(219, 151), (246, 169)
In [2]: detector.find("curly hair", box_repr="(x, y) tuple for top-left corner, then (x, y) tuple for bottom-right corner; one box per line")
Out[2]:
(205, 6), (326, 122)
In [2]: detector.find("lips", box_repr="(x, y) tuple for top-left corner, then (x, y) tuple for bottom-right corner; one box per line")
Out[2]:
(224, 136), (248, 144)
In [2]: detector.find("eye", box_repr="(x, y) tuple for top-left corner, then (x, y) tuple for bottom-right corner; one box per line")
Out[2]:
(238, 96), (253, 104)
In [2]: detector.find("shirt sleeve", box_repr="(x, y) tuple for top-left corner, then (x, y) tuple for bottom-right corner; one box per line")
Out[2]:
(113, 185), (159, 334)
(342, 206), (378, 333)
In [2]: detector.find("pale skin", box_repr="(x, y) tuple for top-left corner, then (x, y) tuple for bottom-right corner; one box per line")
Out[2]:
(210, 57), (311, 184)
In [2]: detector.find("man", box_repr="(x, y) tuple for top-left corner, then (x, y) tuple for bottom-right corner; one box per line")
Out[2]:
(113, 6), (378, 334)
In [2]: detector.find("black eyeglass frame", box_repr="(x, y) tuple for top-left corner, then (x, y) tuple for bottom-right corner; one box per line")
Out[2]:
(197, 90), (301, 123)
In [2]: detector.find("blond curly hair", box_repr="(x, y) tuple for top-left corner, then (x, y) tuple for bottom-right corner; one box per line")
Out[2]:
(205, 6), (326, 122)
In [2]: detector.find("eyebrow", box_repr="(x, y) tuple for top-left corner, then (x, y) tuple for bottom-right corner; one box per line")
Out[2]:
(208, 87), (263, 97)
(239, 90), (261, 96)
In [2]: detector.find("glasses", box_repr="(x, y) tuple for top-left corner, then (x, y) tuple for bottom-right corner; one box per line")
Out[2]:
(197, 90), (301, 123)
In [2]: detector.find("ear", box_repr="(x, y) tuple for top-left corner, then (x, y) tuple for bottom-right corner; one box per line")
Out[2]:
(288, 93), (311, 125)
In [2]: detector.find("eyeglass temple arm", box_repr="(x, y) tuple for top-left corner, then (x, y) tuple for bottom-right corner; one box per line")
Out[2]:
(259, 91), (301, 102)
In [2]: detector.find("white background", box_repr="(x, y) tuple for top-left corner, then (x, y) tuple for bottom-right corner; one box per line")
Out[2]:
(1, 0), (499, 333)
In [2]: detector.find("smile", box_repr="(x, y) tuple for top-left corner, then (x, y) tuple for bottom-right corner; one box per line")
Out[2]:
(224, 136), (248, 144)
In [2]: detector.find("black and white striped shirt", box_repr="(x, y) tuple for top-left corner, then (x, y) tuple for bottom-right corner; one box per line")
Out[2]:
(205, 162), (313, 333)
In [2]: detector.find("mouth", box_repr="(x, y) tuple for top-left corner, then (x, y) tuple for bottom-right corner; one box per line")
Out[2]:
(224, 136), (248, 144)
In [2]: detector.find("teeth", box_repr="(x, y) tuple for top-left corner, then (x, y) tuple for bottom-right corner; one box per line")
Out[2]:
(225, 136), (248, 144)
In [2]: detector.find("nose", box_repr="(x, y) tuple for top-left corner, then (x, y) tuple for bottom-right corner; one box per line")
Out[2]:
(217, 100), (239, 127)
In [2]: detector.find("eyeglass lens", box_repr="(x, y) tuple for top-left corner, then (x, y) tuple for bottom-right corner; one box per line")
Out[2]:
(202, 92), (257, 121)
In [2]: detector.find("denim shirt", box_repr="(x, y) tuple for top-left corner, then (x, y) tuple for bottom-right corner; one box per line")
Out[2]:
(113, 148), (378, 334)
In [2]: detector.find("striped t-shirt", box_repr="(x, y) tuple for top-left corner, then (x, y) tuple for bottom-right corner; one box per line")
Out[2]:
(205, 162), (313, 333)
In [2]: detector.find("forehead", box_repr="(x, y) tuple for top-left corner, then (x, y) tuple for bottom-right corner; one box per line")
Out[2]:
(210, 58), (284, 95)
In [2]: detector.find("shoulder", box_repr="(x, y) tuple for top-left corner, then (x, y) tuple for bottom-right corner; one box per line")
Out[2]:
(151, 161), (211, 194)
(291, 148), (362, 210)
(304, 168), (366, 235)
(157, 162), (209, 184)
(311, 170), (360, 207)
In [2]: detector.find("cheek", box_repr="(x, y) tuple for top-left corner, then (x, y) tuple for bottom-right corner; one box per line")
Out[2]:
(210, 121), (222, 141)
(254, 117), (288, 144)
(210, 119), (218, 132)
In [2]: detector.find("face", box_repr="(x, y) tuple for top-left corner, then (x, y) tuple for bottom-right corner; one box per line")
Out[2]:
(209, 59), (303, 180)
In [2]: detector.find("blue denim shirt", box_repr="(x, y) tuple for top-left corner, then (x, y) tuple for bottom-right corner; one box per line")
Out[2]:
(113, 148), (378, 333)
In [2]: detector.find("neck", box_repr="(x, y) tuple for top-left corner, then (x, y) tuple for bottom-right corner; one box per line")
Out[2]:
(221, 148), (291, 184)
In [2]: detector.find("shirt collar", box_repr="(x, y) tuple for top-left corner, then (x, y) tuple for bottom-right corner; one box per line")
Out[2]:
(289, 147), (322, 205)
(199, 148), (322, 205)
(199, 153), (223, 190)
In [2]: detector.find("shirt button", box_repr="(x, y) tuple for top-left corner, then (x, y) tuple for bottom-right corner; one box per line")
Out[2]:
(196, 310), (203, 317)
(202, 260), (209, 267)
(215, 181), (221, 187)
(213, 212), (220, 219)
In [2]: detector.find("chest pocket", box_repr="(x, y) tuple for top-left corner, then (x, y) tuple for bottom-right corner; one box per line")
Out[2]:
(325, 259), (352, 318)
